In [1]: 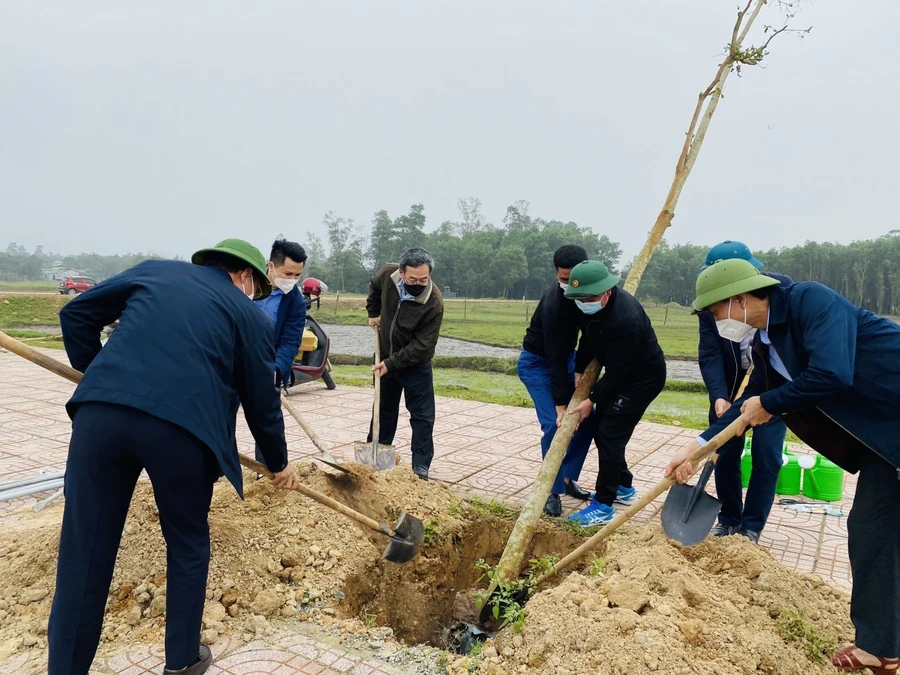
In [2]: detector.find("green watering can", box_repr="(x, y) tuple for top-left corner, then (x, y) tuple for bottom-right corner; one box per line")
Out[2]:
(799, 454), (845, 502)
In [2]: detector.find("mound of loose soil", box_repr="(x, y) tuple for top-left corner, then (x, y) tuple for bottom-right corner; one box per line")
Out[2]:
(0, 462), (577, 661)
(465, 526), (853, 675)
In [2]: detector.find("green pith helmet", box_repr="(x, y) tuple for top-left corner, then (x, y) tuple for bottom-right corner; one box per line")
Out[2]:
(564, 260), (620, 299)
(191, 238), (273, 299)
(693, 259), (779, 311)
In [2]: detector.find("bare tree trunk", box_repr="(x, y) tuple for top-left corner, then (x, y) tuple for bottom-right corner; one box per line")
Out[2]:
(624, 0), (781, 296)
(488, 360), (601, 590)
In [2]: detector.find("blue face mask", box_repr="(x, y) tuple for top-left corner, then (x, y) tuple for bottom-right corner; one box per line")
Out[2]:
(575, 299), (604, 315)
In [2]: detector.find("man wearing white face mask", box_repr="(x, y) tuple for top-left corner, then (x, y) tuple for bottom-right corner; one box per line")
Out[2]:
(253, 238), (308, 467)
(667, 259), (900, 673)
(696, 241), (792, 543)
(254, 238), (308, 386)
(564, 261), (667, 526)
(50, 239), (299, 675)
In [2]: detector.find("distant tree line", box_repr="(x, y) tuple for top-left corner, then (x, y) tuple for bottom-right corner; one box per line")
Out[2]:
(0, 242), (170, 282)
(6, 203), (900, 315)
(628, 231), (900, 315)
(302, 199), (621, 299)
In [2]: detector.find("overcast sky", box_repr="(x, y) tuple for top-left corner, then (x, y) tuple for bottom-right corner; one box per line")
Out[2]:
(1, 1), (898, 264)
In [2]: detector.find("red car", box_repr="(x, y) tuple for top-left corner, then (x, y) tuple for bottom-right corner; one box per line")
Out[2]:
(59, 276), (97, 295)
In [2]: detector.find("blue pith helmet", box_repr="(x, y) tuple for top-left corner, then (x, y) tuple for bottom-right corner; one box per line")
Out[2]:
(699, 240), (763, 275)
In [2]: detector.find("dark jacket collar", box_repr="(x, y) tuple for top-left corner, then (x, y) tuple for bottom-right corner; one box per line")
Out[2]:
(767, 285), (789, 327)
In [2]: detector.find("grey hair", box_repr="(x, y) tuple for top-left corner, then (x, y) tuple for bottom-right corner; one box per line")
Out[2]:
(399, 247), (435, 272)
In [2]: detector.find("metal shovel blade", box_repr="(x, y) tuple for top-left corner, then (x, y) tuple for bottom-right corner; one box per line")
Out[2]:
(353, 441), (397, 472)
(314, 450), (354, 475)
(661, 460), (722, 546)
(382, 511), (424, 563)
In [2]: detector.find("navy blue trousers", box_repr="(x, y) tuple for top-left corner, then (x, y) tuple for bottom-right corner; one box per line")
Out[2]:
(48, 403), (219, 674)
(517, 349), (593, 495)
(710, 407), (787, 533)
(848, 450), (900, 656)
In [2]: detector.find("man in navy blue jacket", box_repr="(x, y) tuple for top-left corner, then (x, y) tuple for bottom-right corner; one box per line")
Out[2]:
(697, 241), (792, 543)
(49, 239), (300, 675)
(668, 259), (900, 672)
(255, 237), (308, 387)
(254, 238), (307, 466)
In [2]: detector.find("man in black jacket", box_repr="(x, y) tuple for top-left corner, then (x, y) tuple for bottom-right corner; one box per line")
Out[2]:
(366, 247), (444, 479)
(697, 240), (792, 542)
(519, 245), (595, 516)
(50, 239), (300, 675)
(565, 260), (667, 526)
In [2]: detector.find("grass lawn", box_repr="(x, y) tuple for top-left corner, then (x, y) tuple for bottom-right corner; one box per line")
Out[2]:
(0, 281), (60, 292)
(0, 294), (70, 327)
(331, 364), (801, 442)
(332, 364), (710, 430)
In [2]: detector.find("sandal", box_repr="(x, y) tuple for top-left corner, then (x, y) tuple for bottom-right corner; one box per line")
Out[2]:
(833, 646), (900, 674)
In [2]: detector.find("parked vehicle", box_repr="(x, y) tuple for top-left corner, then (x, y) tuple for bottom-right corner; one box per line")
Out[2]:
(287, 278), (336, 391)
(59, 276), (97, 295)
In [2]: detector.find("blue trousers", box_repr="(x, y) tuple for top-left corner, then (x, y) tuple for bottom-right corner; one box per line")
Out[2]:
(711, 407), (787, 532)
(49, 403), (218, 674)
(517, 349), (593, 495)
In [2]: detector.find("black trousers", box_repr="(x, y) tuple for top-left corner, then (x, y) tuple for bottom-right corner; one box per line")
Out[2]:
(848, 450), (900, 657)
(48, 403), (219, 674)
(712, 410), (786, 533)
(592, 369), (666, 505)
(367, 364), (436, 470)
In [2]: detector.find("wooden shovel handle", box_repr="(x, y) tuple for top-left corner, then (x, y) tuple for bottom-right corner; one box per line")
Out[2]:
(280, 393), (328, 454)
(241, 456), (392, 537)
(0, 331), (371, 523)
(533, 416), (745, 587)
(372, 330), (381, 443)
(0, 331), (82, 385)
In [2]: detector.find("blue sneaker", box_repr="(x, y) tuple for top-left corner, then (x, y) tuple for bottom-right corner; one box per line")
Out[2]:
(615, 486), (638, 505)
(566, 500), (615, 526)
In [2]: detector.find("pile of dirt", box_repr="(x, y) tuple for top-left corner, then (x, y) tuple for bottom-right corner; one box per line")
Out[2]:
(462, 526), (853, 675)
(0, 461), (577, 660)
(0, 464), (855, 674)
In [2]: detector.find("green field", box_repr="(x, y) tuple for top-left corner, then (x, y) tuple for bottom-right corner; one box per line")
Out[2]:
(0, 293), (701, 357)
(0, 294), (70, 326)
(0, 281), (60, 292)
(313, 295), (700, 357)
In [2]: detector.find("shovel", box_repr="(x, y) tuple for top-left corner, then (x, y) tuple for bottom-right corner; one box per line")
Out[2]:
(280, 393), (356, 476)
(354, 330), (396, 471)
(243, 457), (423, 562)
(0, 331), (424, 563)
(477, 416), (745, 621)
(660, 453), (721, 546)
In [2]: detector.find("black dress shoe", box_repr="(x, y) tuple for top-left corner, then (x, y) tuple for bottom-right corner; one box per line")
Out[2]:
(565, 481), (593, 501)
(164, 645), (212, 675)
(413, 466), (429, 481)
(739, 529), (760, 544)
(711, 523), (738, 537)
(543, 494), (562, 517)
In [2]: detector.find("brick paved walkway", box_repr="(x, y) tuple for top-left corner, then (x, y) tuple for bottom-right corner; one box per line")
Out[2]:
(0, 348), (854, 673)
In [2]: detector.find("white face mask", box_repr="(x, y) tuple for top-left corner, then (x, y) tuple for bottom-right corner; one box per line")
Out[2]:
(243, 275), (256, 301)
(274, 277), (298, 293)
(715, 298), (755, 342)
(575, 299), (604, 315)
(559, 282), (568, 290)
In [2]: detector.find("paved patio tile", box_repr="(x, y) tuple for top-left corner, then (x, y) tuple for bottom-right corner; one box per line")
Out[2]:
(0, 347), (854, 673)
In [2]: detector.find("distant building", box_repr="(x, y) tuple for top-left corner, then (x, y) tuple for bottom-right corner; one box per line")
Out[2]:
(443, 285), (459, 299)
(43, 268), (84, 281)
